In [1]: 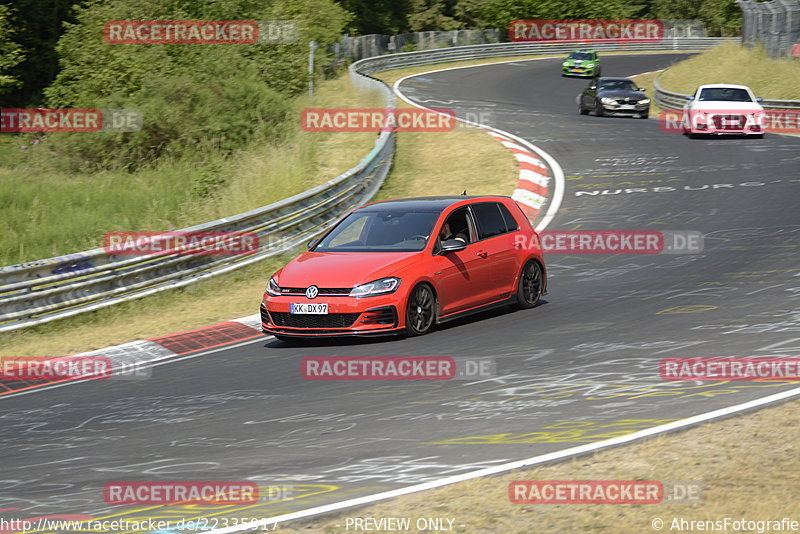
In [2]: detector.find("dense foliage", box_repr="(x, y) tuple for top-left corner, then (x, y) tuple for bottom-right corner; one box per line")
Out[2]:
(2, 0), (349, 170)
(335, 0), (742, 36)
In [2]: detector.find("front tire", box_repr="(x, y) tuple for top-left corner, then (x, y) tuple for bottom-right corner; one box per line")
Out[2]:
(405, 284), (436, 336)
(514, 260), (543, 309)
(594, 100), (605, 117)
(579, 102), (589, 115)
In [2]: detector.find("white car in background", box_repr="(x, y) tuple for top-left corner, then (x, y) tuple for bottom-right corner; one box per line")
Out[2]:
(683, 84), (766, 139)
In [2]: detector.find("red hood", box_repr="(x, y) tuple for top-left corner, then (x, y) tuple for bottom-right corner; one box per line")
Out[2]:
(275, 251), (423, 288)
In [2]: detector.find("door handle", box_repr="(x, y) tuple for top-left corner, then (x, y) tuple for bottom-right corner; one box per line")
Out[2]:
(477, 250), (488, 258)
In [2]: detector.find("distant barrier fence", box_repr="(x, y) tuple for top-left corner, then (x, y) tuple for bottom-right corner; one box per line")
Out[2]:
(350, 38), (729, 75)
(1, 38), (731, 333)
(337, 29), (502, 61)
(335, 21), (709, 61)
(738, 0), (800, 57)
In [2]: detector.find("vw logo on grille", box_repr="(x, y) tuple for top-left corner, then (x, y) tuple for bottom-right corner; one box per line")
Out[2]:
(305, 285), (319, 299)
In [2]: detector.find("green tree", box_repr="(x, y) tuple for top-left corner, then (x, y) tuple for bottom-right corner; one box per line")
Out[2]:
(336, 0), (410, 34)
(461, 0), (646, 30)
(649, 0), (698, 20)
(0, 0), (80, 106)
(408, 0), (463, 31)
(42, 0), (350, 170)
(698, 0), (742, 36)
(0, 4), (24, 100)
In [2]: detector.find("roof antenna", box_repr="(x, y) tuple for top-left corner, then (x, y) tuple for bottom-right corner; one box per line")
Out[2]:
(461, 190), (467, 195)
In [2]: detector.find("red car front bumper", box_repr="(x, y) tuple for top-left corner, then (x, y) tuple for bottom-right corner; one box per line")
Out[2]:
(260, 293), (406, 338)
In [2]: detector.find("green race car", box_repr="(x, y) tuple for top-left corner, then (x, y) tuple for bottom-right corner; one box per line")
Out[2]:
(561, 49), (601, 77)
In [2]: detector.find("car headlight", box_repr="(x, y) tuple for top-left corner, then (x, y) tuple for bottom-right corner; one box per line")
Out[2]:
(585, 63), (594, 67)
(562, 61), (570, 66)
(600, 97), (617, 105)
(639, 98), (650, 104)
(349, 277), (401, 297)
(266, 276), (281, 296)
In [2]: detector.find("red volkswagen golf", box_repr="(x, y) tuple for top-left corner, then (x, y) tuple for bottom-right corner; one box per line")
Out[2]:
(260, 196), (547, 340)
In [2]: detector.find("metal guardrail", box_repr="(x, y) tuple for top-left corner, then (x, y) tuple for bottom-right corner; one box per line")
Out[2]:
(352, 38), (732, 75)
(0, 38), (733, 333)
(653, 69), (800, 110)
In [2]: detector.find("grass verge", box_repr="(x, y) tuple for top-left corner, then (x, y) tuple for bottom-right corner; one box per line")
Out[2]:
(279, 398), (800, 533)
(656, 41), (800, 99)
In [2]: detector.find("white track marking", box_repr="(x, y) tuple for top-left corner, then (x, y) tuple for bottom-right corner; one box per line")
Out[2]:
(0, 336), (268, 400)
(207, 385), (800, 533)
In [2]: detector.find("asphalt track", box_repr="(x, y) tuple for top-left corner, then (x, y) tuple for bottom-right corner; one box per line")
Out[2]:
(3, 53), (800, 533)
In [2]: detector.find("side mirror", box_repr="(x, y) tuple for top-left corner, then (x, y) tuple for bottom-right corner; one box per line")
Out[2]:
(589, 85), (597, 90)
(640, 87), (646, 92)
(307, 238), (319, 250)
(440, 239), (467, 253)
(756, 97), (764, 103)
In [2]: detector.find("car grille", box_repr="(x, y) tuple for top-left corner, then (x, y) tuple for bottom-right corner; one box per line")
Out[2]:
(268, 311), (361, 328)
(280, 287), (352, 296)
(712, 114), (746, 130)
(616, 99), (638, 105)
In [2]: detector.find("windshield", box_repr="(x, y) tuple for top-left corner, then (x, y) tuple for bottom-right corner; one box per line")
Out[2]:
(599, 79), (637, 91)
(698, 87), (753, 102)
(568, 52), (594, 61)
(314, 209), (440, 252)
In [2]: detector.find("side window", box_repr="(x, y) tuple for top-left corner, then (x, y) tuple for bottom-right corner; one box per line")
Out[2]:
(497, 203), (519, 232)
(472, 203), (508, 240)
(438, 207), (472, 244)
